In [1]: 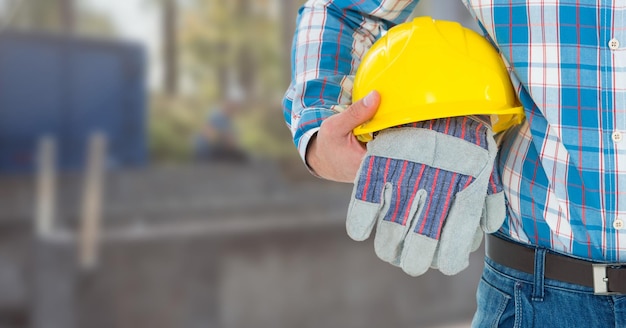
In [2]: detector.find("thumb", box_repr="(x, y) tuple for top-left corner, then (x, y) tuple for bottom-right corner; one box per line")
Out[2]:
(333, 91), (380, 134)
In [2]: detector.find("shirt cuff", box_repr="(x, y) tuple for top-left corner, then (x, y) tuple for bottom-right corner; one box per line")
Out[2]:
(298, 127), (322, 178)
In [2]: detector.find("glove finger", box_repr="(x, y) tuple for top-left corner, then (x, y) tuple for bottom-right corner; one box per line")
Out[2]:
(346, 156), (389, 241)
(435, 178), (489, 275)
(437, 128), (497, 273)
(346, 199), (382, 241)
(400, 171), (466, 276)
(471, 226), (484, 252)
(373, 185), (422, 264)
(482, 159), (506, 233)
(399, 198), (438, 277)
(432, 226), (484, 270)
(482, 191), (506, 233)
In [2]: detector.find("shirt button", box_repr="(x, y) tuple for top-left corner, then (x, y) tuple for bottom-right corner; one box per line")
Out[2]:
(613, 131), (623, 142)
(615, 219), (624, 230)
(609, 38), (620, 50)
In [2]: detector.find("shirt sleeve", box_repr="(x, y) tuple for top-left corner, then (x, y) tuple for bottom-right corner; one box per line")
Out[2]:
(282, 0), (418, 163)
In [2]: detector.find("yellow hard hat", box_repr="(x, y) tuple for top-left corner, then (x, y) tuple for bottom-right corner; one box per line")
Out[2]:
(352, 16), (525, 142)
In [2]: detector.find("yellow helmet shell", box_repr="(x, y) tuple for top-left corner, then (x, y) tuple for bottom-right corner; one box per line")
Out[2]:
(353, 17), (524, 142)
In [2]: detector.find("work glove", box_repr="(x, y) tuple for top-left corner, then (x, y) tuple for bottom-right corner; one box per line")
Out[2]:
(346, 116), (504, 276)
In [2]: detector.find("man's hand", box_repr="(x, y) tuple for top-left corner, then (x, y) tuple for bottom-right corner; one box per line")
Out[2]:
(306, 91), (381, 183)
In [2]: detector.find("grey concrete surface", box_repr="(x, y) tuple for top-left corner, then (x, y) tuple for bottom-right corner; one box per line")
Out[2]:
(0, 161), (485, 328)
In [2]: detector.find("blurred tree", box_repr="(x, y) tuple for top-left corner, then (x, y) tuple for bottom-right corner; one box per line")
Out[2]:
(60, 0), (75, 33)
(8, 0), (75, 33)
(279, 0), (299, 85)
(10, 0), (63, 31)
(176, 0), (301, 160)
(6, 0), (115, 36)
(143, 0), (180, 96)
(163, 0), (179, 95)
(179, 0), (233, 101)
(146, 0), (180, 95)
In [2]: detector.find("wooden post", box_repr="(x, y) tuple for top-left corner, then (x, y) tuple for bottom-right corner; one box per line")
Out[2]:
(60, 0), (75, 34)
(35, 136), (56, 238)
(163, 0), (178, 95)
(78, 133), (107, 270)
(32, 136), (76, 328)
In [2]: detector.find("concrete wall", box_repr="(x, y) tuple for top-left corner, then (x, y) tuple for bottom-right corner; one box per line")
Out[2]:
(0, 162), (484, 328)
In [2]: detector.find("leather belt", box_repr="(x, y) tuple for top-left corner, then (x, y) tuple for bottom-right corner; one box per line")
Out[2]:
(485, 234), (626, 295)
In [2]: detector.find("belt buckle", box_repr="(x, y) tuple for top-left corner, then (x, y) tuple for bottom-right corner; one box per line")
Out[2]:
(593, 264), (620, 295)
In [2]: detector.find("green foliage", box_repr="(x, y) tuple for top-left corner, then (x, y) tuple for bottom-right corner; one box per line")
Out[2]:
(235, 105), (297, 159)
(7, 0), (116, 36)
(148, 95), (206, 162)
(155, 0), (301, 162)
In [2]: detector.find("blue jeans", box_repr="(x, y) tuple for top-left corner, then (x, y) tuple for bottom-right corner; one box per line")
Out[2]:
(472, 256), (626, 327)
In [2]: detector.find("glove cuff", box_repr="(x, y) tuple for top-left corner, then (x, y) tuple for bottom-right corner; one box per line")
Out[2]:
(367, 127), (492, 178)
(394, 116), (491, 150)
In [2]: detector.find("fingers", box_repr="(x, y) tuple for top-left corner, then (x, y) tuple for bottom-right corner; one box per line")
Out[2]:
(346, 199), (383, 241)
(326, 90), (380, 135)
(400, 233), (438, 277)
(373, 186), (417, 262)
(482, 160), (506, 233)
(346, 180), (391, 242)
(372, 186), (437, 277)
(471, 227), (484, 252)
(481, 191), (506, 233)
(305, 91), (380, 183)
(397, 191), (437, 277)
(434, 177), (488, 275)
(431, 227), (484, 271)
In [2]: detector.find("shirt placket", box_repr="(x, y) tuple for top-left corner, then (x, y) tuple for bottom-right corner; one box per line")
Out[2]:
(609, 1), (626, 261)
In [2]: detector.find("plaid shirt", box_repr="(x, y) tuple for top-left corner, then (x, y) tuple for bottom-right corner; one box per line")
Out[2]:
(283, 0), (626, 262)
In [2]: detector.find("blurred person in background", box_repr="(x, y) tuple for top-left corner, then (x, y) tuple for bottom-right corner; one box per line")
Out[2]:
(193, 96), (248, 163)
(282, 0), (626, 327)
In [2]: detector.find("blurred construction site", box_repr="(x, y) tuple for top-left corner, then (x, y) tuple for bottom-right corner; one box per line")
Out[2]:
(0, 0), (483, 327)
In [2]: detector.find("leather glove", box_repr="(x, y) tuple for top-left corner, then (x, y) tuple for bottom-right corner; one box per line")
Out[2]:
(346, 117), (503, 276)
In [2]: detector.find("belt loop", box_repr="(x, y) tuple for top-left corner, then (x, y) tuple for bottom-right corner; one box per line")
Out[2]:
(533, 248), (546, 301)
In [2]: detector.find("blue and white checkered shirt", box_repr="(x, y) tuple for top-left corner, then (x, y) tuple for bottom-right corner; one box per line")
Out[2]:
(282, 0), (626, 262)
